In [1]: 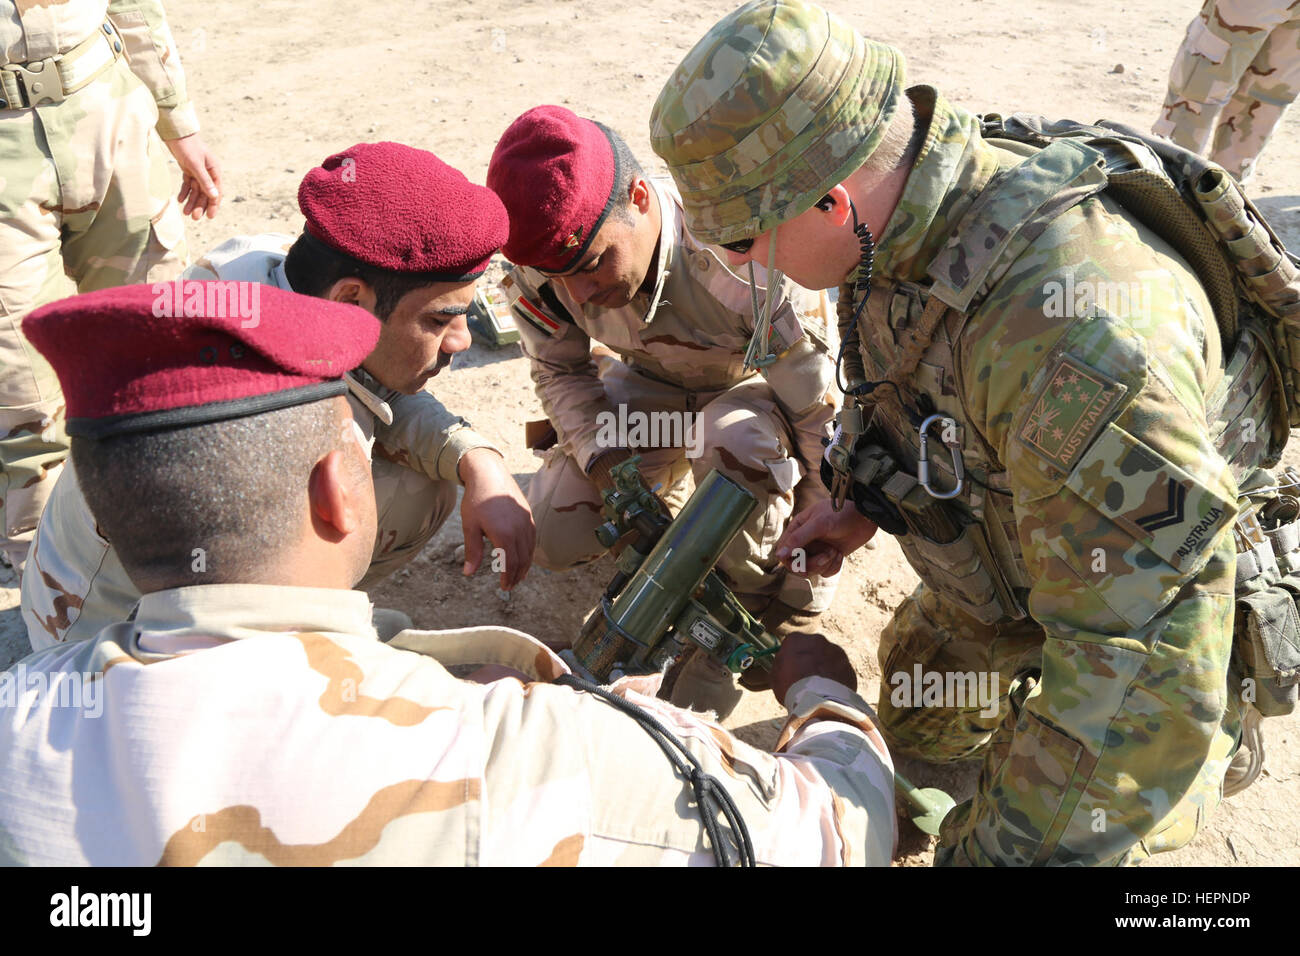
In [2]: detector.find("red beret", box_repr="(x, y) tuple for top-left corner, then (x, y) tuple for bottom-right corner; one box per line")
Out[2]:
(23, 282), (380, 440)
(298, 142), (509, 279)
(487, 106), (622, 273)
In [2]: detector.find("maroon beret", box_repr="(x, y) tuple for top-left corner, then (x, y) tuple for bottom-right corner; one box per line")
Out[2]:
(487, 106), (622, 273)
(298, 141), (509, 279)
(23, 281), (380, 440)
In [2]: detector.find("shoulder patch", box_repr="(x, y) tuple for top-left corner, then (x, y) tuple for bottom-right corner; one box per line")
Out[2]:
(768, 300), (805, 354)
(1064, 421), (1236, 574)
(1017, 354), (1128, 472)
(512, 296), (562, 336)
(499, 271), (577, 338)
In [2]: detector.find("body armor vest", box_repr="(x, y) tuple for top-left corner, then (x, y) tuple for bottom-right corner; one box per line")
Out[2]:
(837, 116), (1293, 623)
(831, 114), (1300, 714)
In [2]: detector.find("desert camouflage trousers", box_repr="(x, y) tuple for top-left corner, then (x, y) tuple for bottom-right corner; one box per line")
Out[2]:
(1153, 0), (1300, 180)
(878, 584), (1240, 865)
(528, 357), (839, 614)
(0, 57), (189, 573)
(22, 455), (455, 650)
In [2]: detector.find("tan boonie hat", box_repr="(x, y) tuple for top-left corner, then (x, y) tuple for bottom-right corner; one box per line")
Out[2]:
(649, 0), (906, 245)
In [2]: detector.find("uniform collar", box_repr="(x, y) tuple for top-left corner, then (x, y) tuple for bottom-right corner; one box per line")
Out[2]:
(638, 178), (685, 325)
(129, 584), (377, 660)
(270, 256), (292, 292)
(873, 87), (1002, 284)
(345, 368), (395, 426)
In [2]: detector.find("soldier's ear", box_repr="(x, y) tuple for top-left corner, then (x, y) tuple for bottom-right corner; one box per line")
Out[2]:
(818, 185), (853, 227)
(628, 176), (653, 215)
(325, 277), (367, 308)
(308, 448), (366, 540)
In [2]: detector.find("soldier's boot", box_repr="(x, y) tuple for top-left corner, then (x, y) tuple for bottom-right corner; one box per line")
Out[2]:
(372, 608), (414, 643)
(662, 646), (744, 720)
(1224, 706), (1266, 798)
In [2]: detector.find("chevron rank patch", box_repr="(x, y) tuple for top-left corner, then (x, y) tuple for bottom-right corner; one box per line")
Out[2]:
(1064, 422), (1236, 573)
(1017, 355), (1128, 473)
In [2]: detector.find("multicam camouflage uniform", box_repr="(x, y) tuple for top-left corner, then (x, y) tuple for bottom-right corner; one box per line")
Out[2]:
(651, 0), (1264, 865)
(848, 93), (1247, 866)
(0, 1), (196, 571)
(20, 234), (497, 649)
(1154, 0), (1300, 180)
(0, 583), (896, 865)
(502, 178), (840, 613)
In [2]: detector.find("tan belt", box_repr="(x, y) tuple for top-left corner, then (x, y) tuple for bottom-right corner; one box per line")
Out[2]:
(0, 21), (123, 110)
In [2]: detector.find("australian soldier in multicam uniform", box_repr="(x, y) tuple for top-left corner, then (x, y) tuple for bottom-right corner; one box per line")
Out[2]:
(1154, 0), (1300, 181)
(652, 0), (1283, 865)
(486, 106), (841, 716)
(0, 0), (222, 573)
(21, 143), (534, 649)
(0, 282), (896, 866)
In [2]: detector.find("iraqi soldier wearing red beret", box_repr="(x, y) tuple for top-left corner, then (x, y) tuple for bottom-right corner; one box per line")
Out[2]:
(21, 142), (534, 649)
(487, 105), (843, 719)
(0, 282), (897, 866)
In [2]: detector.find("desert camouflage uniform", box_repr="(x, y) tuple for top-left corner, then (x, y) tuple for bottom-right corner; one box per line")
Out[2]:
(0, 583), (896, 865)
(20, 234), (497, 649)
(1154, 0), (1300, 180)
(502, 178), (840, 613)
(0, 1), (196, 571)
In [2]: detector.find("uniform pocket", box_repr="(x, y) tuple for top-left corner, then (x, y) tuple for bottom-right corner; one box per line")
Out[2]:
(1170, 19), (1237, 103)
(897, 521), (1021, 625)
(1235, 585), (1300, 716)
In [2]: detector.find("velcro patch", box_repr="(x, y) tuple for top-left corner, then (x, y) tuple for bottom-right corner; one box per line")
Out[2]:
(1065, 422), (1235, 572)
(512, 296), (561, 336)
(767, 300), (805, 355)
(1017, 355), (1128, 472)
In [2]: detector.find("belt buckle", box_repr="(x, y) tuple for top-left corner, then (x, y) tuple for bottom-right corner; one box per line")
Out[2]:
(4, 59), (65, 107)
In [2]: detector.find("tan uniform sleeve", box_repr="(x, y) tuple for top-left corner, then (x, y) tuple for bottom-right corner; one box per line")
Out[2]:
(756, 280), (840, 473)
(107, 0), (199, 139)
(476, 672), (895, 865)
(375, 390), (500, 484)
(502, 267), (617, 472)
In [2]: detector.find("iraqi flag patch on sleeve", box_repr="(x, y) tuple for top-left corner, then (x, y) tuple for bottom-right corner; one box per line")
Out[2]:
(512, 296), (562, 336)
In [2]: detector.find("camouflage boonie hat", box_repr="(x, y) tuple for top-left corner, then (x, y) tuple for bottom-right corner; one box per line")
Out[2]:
(650, 0), (906, 245)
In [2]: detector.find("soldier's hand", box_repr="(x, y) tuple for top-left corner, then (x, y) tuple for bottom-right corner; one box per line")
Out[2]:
(165, 134), (223, 220)
(770, 632), (857, 705)
(775, 499), (877, 577)
(458, 447), (536, 590)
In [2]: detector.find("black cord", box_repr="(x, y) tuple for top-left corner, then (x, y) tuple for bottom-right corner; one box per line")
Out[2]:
(828, 202), (1012, 499)
(834, 200), (876, 399)
(554, 673), (756, 867)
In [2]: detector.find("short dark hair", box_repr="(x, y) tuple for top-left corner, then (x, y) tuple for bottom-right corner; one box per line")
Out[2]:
(73, 399), (342, 592)
(605, 126), (645, 226)
(862, 97), (925, 175)
(283, 233), (453, 320)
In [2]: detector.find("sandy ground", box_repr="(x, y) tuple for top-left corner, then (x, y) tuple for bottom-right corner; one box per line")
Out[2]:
(2, 0), (1297, 866)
